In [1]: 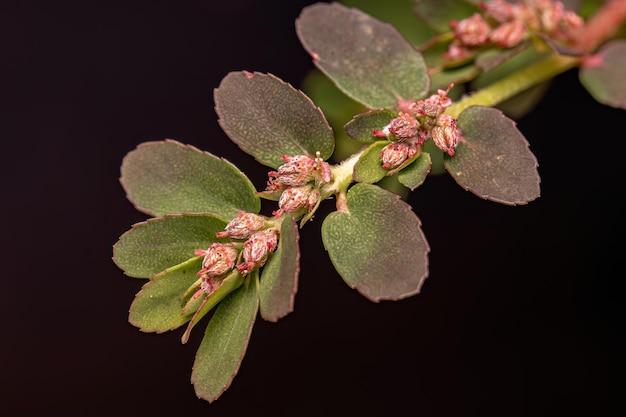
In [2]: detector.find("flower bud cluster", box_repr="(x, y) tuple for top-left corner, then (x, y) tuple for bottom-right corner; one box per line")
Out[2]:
(376, 87), (462, 170)
(266, 153), (332, 217)
(194, 243), (239, 294)
(446, 0), (583, 60)
(236, 229), (279, 275)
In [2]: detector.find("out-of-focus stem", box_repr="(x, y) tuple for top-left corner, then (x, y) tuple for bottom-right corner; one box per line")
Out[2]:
(445, 54), (579, 118)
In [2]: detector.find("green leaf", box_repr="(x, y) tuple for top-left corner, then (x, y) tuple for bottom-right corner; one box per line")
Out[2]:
(259, 216), (300, 322)
(342, 0), (437, 45)
(128, 257), (201, 333)
(191, 273), (259, 403)
(296, 3), (430, 109)
(422, 138), (445, 175)
(475, 43), (531, 72)
(113, 214), (226, 279)
(345, 110), (397, 143)
(301, 69), (364, 126)
(580, 41), (626, 110)
(321, 183), (430, 301)
(497, 82), (550, 120)
(472, 47), (549, 118)
(181, 270), (244, 344)
(429, 65), (479, 91)
(445, 106), (540, 205)
(353, 142), (388, 184)
(121, 140), (260, 220)
(414, 0), (478, 33)
(214, 72), (335, 168)
(398, 152), (432, 190)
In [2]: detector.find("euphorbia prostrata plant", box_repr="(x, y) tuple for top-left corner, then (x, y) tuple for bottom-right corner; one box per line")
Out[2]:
(113, 0), (626, 403)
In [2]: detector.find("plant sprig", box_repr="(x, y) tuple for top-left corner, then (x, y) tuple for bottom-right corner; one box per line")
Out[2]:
(113, 0), (626, 403)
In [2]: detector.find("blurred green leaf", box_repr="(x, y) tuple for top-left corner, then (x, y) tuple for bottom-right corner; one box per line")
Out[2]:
(414, 0), (478, 33)
(430, 65), (479, 91)
(259, 216), (300, 322)
(580, 41), (626, 110)
(121, 140), (259, 220)
(215, 72), (335, 168)
(445, 106), (540, 205)
(297, 3), (430, 109)
(322, 183), (429, 301)
(128, 257), (201, 333)
(345, 110), (397, 143)
(398, 152), (432, 190)
(191, 273), (258, 403)
(497, 82), (551, 120)
(342, 0), (437, 44)
(472, 47), (550, 118)
(113, 214), (226, 279)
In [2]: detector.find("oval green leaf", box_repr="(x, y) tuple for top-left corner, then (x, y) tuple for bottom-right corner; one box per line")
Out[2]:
(398, 152), (432, 190)
(214, 72), (335, 168)
(445, 106), (540, 205)
(191, 273), (259, 403)
(353, 142), (388, 184)
(121, 140), (259, 220)
(580, 41), (626, 110)
(259, 216), (300, 322)
(414, 0), (478, 33)
(128, 257), (201, 333)
(181, 270), (244, 344)
(113, 214), (227, 279)
(321, 183), (430, 301)
(296, 3), (430, 109)
(345, 110), (397, 143)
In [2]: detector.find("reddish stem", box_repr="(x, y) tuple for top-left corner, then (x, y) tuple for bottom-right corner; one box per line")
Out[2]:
(575, 0), (626, 52)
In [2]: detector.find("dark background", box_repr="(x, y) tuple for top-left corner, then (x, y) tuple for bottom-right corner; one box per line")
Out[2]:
(1, 1), (619, 416)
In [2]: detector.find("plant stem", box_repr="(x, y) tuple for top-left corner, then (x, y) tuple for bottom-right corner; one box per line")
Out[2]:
(445, 54), (580, 118)
(322, 148), (364, 198)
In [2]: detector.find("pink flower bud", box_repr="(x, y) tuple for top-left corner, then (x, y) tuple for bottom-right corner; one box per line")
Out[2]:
(237, 229), (279, 274)
(266, 154), (317, 190)
(266, 154), (332, 191)
(216, 211), (265, 239)
(431, 114), (462, 157)
(380, 142), (418, 170)
(413, 87), (453, 118)
(275, 185), (320, 216)
(558, 10), (583, 41)
(194, 243), (239, 278)
(490, 20), (526, 47)
(445, 41), (471, 61)
(481, 0), (514, 23)
(538, 0), (564, 33)
(389, 112), (420, 140)
(453, 13), (490, 46)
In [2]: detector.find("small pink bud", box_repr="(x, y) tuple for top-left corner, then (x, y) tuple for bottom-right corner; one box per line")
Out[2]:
(538, 1), (564, 33)
(445, 41), (471, 61)
(431, 114), (462, 157)
(275, 185), (320, 216)
(489, 20), (526, 48)
(482, 0), (514, 23)
(266, 154), (332, 191)
(216, 211), (265, 239)
(194, 243), (239, 278)
(380, 142), (418, 170)
(413, 87), (453, 118)
(453, 13), (490, 46)
(389, 112), (420, 140)
(237, 229), (279, 274)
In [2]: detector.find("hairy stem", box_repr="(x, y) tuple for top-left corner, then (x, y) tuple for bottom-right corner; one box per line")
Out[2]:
(445, 54), (579, 118)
